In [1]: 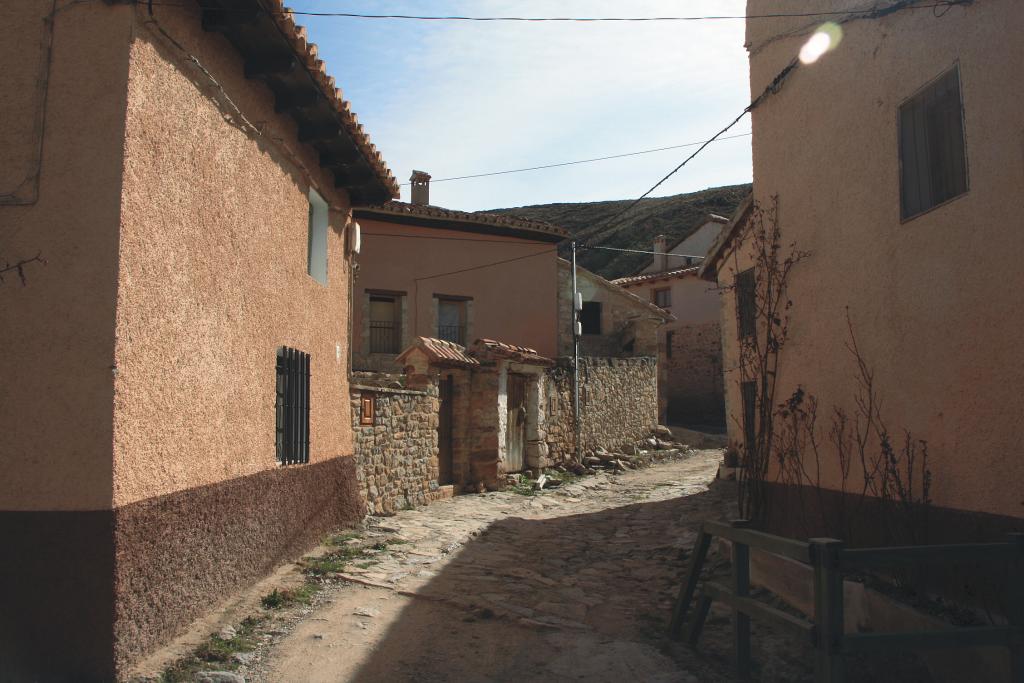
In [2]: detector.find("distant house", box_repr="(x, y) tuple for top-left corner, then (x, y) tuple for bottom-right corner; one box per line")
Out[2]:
(613, 216), (729, 429)
(558, 259), (673, 359)
(0, 1), (395, 678)
(351, 173), (567, 372)
(349, 174), (670, 498)
(703, 0), (1023, 552)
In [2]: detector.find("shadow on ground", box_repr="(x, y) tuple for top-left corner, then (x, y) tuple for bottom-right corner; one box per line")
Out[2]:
(347, 481), (827, 683)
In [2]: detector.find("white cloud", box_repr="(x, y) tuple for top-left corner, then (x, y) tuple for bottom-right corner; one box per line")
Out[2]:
(297, 0), (751, 210)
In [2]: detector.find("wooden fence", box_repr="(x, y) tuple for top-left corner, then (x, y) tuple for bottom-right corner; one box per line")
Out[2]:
(670, 519), (1024, 682)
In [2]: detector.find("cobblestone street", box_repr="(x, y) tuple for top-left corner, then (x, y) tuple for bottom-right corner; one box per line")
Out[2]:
(246, 450), (753, 682)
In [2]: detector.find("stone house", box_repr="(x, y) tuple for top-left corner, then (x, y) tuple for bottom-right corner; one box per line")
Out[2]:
(558, 259), (673, 359)
(350, 172), (568, 372)
(703, 0), (1024, 546)
(613, 218), (729, 430)
(392, 337), (661, 493)
(0, 1), (395, 678)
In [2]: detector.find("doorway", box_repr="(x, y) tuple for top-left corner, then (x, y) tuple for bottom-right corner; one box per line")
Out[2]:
(438, 375), (454, 485)
(505, 373), (528, 472)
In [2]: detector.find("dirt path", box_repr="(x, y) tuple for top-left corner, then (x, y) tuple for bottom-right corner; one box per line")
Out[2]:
(245, 451), (747, 682)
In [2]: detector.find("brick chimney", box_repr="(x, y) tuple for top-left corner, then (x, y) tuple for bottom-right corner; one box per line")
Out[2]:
(654, 234), (669, 272)
(410, 170), (431, 205)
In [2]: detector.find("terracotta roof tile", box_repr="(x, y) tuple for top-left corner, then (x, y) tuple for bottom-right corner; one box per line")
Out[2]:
(611, 265), (701, 287)
(266, 2), (399, 198)
(397, 337), (480, 368)
(355, 201), (569, 243)
(470, 339), (555, 366)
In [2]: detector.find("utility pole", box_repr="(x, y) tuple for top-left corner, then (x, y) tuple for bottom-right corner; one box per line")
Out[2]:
(571, 241), (582, 464)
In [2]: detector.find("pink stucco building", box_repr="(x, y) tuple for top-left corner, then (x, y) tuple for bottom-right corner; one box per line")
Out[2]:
(703, 0), (1024, 546)
(0, 1), (395, 678)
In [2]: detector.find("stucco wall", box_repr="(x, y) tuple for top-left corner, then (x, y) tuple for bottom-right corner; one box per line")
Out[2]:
(113, 4), (357, 507)
(726, 0), (1024, 519)
(352, 218), (559, 369)
(0, 1), (132, 512)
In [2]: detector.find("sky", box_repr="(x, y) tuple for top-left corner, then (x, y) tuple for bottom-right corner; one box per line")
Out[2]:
(290, 1), (752, 212)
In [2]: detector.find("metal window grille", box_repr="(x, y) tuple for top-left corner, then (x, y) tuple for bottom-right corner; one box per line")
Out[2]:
(899, 66), (968, 219)
(369, 320), (401, 353)
(437, 324), (466, 345)
(275, 347), (310, 464)
(736, 269), (756, 339)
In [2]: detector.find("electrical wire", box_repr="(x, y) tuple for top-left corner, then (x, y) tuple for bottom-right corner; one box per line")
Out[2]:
(138, 1), (970, 22)
(583, 245), (706, 260)
(397, 132), (751, 186)
(413, 248), (557, 282)
(363, 232), (557, 245)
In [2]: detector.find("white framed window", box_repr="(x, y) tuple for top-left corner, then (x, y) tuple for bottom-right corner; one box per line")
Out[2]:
(307, 188), (329, 285)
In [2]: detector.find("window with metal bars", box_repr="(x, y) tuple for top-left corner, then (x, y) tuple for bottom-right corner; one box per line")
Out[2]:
(736, 268), (756, 339)
(741, 380), (757, 458)
(275, 347), (310, 464)
(899, 65), (968, 220)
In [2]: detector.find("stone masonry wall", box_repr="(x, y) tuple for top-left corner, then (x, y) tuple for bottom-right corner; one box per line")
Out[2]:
(546, 357), (659, 462)
(662, 320), (725, 428)
(350, 383), (444, 515)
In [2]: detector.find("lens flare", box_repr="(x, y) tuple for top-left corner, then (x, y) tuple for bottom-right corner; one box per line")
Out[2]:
(799, 22), (843, 64)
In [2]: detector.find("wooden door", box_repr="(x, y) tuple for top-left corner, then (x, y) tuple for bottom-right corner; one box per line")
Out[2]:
(438, 375), (454, 485)
(505, 374), (527, 473)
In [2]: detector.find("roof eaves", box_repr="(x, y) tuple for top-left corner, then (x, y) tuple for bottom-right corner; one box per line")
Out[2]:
(354, 201), (569, 243)
(203, 0), (399, 204)
(699, 194), (753, 282)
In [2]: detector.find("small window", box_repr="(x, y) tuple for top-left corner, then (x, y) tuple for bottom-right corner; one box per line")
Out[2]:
(665, 330), (674, 359)
(437, 297), (468, 345)
(899, 66), (968, 220)
(741, 380), (757, 457)
(580, 301), (601, 335)
(359, 393), (375, 425)
(736, 269), (756, 339)
(307, 188), (329, 284)
(653, 287), (671, 309)
(275, 347), (310, 464)
(369, 294), (401, 354)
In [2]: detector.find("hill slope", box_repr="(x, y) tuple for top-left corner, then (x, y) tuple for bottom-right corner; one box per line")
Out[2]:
(486, 183), (751, 280)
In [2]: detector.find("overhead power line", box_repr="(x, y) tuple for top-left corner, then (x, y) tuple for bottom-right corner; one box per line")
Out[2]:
(137, 1), (968, 22)
(413, 248), (557, 282)
(584, 245), (706, 260)
(398, 132), (751, 186)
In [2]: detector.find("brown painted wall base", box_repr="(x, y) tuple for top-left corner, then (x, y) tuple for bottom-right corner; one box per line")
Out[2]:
(1, 456), (364, 681)
(760, 481), (1024, 615)
(0, 511), (116, 682)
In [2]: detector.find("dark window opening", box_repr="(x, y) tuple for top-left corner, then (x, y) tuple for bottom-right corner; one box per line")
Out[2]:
(741, 380), (757, 458)
(369, 294), (401, 354)
(437, 297), (468, 345)
(653, 287), (671, 309)
(276, 347), (310, 464)
(580, 301), (602, 335)
(899, 66), (968, 220)
(666, 330), (674, 358)
(736, 269), (756, 339)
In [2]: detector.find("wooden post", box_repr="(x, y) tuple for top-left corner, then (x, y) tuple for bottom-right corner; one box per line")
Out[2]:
(670, 528), (712, 640)
(732, 520), (752, 679)
(686, 595), (713, 646)
(1008, 533), (1024, 683)
(810, 538), (845, 683)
